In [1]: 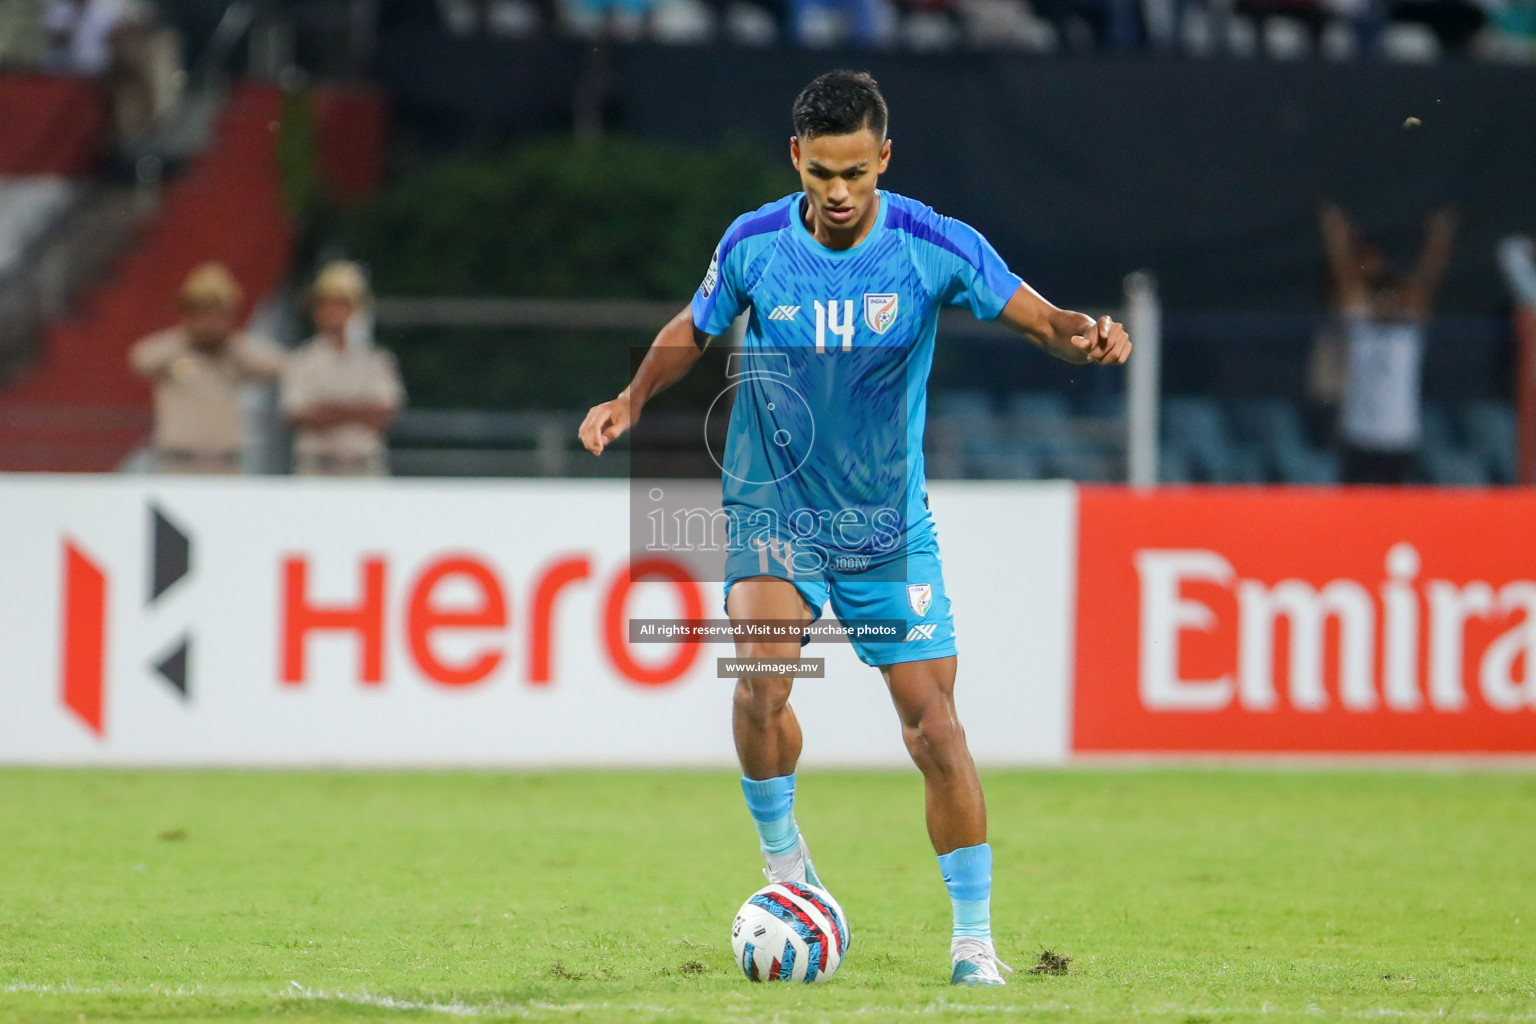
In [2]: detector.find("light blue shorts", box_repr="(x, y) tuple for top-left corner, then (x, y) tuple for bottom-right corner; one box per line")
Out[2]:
(722, 528), (957, 668)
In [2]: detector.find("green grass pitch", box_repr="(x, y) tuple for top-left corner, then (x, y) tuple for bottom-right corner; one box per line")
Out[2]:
(2, 767), (1533, 1023)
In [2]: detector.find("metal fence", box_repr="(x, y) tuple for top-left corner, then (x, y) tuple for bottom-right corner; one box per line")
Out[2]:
(376, 275), (1161, 481)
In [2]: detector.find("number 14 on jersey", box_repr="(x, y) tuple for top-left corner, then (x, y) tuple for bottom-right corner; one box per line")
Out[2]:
(814, 300), (855, 353)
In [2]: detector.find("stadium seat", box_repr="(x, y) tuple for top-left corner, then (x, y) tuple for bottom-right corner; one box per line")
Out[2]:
(1158, 446), (1195, 484)
(1419, 448), (1488, 487)
(1079, 391), (1126, 419)
(1163, 395), (1226, 449)
(1228, 398), (1311, 451)
(933, 389), (996, 421)
(1163, 396), (1257, 482)
(1004, 391), (1070, 423)
(960, 433), (1041, 478)
(1229, 398), (1333, 483)
(1047, 448), (1118, 481)
(1419, 402), (1459, 454)
(1274, 446), (1339, 484)
(1461, 401), (1517, 484)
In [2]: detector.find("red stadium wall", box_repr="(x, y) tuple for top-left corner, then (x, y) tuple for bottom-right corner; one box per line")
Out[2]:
(311, 86), (387, 204)
(0, 75), (108, 175)
(1074, 488), (1536, 755)
(0, 84), (295, 471)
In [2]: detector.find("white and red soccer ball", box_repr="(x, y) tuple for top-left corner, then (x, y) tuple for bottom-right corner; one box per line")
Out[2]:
(731, 881), (850, 983)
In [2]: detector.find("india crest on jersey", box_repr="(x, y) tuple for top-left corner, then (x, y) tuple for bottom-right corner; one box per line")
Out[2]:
(864, 293), (899, 335)
(906, 583), (932, 617)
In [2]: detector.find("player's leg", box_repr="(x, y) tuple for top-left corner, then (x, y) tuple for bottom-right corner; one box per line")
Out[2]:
(726, 575), (823, 887)
(728, 576), (811, 779)
(836, 528), (1010, 986)
(882, 656), (984, 853)
(883, 655), (1010, 986)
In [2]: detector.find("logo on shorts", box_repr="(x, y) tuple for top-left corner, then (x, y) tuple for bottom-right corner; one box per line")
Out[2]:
(864, 293), (899, 335)
(701, 247), (720, 298)
(906, 583), (932, 617)
(905, 624), (937, 642)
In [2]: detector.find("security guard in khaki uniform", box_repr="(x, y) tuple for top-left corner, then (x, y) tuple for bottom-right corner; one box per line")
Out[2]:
(280, 261), (405, 476)
(129, 263), (285, 473)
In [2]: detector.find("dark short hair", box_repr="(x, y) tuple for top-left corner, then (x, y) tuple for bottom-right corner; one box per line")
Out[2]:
(792, 70), (888, 141)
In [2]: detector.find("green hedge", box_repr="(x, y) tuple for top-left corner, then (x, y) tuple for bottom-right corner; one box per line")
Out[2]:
(346, 136), (792, 300)
(338, 136), (792, 410)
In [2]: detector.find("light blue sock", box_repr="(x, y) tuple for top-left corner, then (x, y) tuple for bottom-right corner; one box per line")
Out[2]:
(938, 843), (992, 941)
(741, 774), (801, 855)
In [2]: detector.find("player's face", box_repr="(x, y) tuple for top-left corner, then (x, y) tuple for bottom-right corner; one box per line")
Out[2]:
(791, 129), (891, 237)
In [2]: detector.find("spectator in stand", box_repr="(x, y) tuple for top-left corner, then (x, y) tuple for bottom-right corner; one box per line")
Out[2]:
(1486, 0), (1536, 57)
(789, 0), (887, 44)
(1498, 233), (1536, 309)
(1319, 203), (1457, 485)
(281, 261), (404, 477)
(1032, 0), (1142, 48)
(1389, 0), (1486, 54)
(42, 0), (129, 74)
(129, 263), (284, 474)
(43, 0), (181, 157)
(1234, 0), (1329, 48)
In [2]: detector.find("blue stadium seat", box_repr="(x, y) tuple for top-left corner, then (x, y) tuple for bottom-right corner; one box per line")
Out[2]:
(1005, 392), (1071, 423)
(1163, 396), (1258, 482)
(1274, 446), (1339, 484)
(1419, 402), (1459, 455)
(1461, 401), (1518, 484)
(1079, 392), (1127, 419)
(933, 390), (996, 421)
(960, 433), (1042, 479)
(1229, 398), (1311, 452)
(1230, 398), (1338, 484)
(1158, 447), (1195, 484)
(1419, 448), (1489, 487)
(971, 451), (1045, 479)
(1047, 450), (1119, 482)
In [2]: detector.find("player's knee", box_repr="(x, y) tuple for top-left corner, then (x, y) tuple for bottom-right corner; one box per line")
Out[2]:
(733, 677), (792, 722)
(902, 701), (965, 768)
(739, 640), (801, 662)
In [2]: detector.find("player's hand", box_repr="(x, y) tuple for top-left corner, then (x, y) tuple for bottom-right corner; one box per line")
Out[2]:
(1070, 315), (1131, 365)
(579, 396), (632, 456)
(1427, 205), (1460, 237)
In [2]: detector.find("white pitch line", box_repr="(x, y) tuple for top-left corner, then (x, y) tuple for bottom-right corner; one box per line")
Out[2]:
(286, 981), (494, 1017)
(7, 981), (1536, 1022)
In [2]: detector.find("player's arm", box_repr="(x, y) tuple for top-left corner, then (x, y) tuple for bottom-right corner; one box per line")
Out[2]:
(994, 282), (1130, 365)
(1319, 203), (1369, 309)
(578, 307), (711, 455)
(288, 403), (397, 431)
(1402, 205), (1458, 317)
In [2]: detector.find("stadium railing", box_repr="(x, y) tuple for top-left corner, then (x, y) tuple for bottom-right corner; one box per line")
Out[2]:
(374, 274), (1159, 482)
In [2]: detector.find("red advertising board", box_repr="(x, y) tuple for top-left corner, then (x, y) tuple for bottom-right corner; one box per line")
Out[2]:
(1074, 488), (1536, 753)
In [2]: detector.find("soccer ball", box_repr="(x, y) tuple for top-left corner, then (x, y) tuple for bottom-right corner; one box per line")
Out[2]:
(731, 881), (850, 983)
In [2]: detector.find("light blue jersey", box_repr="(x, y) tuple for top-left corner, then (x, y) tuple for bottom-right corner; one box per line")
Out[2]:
(692, 190), (1022, 579)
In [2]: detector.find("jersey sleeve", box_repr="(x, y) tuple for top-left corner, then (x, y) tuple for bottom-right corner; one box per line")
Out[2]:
(691, 224), (750, 337)
(931, 217), (1024, 322)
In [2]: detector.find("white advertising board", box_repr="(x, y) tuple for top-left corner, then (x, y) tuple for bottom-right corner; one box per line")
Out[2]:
(0, 476), (1076, 766)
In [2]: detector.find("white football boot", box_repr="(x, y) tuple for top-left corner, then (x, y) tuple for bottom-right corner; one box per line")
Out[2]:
(761, 835), (824, 889)
(950, 937), (1013, 986)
